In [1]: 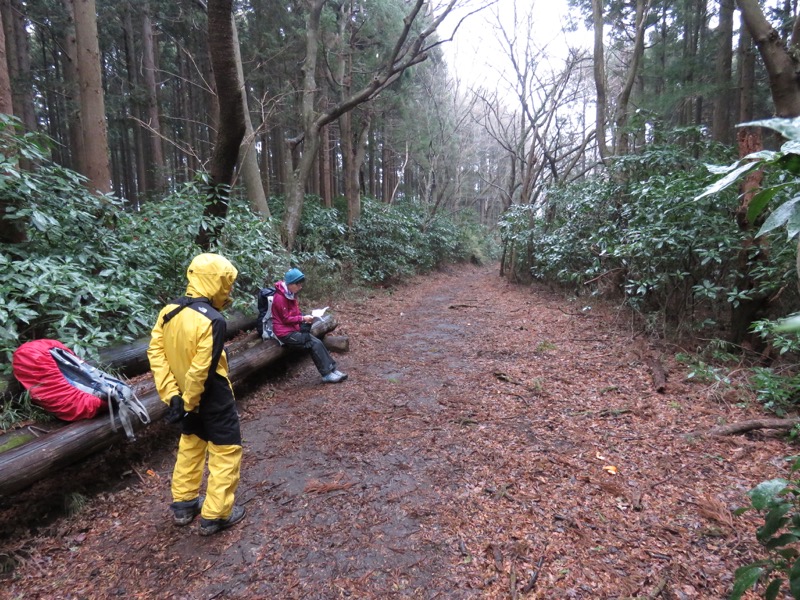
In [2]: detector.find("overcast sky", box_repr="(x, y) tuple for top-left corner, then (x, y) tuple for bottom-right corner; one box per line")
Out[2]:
(441, 0), (592, 89)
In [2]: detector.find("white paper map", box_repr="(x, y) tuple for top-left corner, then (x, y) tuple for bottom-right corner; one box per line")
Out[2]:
(311, 307), (329, 318)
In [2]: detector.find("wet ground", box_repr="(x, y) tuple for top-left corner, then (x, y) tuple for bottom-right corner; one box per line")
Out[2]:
(0, 263), (792, 599)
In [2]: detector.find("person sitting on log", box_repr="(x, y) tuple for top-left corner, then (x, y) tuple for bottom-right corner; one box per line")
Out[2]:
(272, 268), (348, 384)
(147, 253), (246, 536)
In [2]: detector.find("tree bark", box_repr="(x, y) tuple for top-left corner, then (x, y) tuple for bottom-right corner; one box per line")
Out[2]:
(3, 0), (35, 133)
(59, 0), (86, 175)
(122, 3), (143, 206)
(0, 3), (12, 115)
(706, 417), (800, 436)
(195, 0), (246, 250)
(0, 1), (14, 115)
(0, 316), (338, 497)
(0, 3), (25, 244)
(232, 14), (270, 217)
(591, 0), (608, 162)
(74, 0), (112, 194)
(141, 3), (165, 194)
(736, 0), (800, 118)
(711, 0), (734, 143)
(612, 0), (651, 156)
(320, 122), (332, 207)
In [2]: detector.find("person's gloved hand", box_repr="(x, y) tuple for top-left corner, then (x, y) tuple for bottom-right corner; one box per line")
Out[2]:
(164, 395), (187, 424)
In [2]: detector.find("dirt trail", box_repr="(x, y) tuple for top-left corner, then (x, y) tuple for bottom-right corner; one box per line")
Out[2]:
(1, 263), (791, 599)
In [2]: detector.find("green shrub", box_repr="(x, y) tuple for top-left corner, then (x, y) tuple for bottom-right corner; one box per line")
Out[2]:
(503, 134), (796, 336)
(731, 463), (800, 600)
(350, 199), (427, 283)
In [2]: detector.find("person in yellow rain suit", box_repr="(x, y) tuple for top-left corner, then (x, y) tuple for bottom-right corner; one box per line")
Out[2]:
(147, 253), (246, 536)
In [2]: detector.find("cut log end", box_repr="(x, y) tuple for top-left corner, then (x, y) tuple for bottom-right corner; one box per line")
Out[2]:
(322, 335), (349, 353)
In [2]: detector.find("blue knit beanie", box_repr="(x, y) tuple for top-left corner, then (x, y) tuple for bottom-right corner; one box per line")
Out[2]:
(285, 268), (306, 284)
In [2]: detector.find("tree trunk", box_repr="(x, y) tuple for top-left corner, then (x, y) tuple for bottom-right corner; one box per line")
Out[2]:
(320, 123), (332, 207)
(348, 113), (370, 223)
(0, 6), (10, 114)
(4, 0), (35, 133)
(711, 0), (734, 143)
(279, 0), (456, 249)
(0, 316), (338, 497)
(280, 0), (325, 249)
(60, 0), (86, 175)
(180, 48), (200, 176)
(736, 0), (800, 118)
(738, 14), (755, 123)
(121, 4), (143, 206)
(0, 4), (25, 244)
(232, 14), (269, 217)
(195, 0), (246, 250)
(591, 0), (608, 162)
(706, 417), (800, 436)
(74, 0), (112, 194)
(269, 121), (284, 196)
(141, 3), (165, 194)
(612, 0), (650, 156)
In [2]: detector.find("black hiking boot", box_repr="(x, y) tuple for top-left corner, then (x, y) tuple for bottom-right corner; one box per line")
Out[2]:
(199, 505), (246, 536)
(170, 496), (203, 526)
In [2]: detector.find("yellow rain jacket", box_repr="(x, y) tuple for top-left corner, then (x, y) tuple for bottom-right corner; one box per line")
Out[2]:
(148, 253), (238, 419)
(147, 253), (242, 518)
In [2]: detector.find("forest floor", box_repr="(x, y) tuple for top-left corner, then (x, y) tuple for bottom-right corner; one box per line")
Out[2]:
(0, 262), (794, 599)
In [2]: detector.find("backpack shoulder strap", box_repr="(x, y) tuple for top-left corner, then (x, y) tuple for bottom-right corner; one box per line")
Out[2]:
(162, 296), (210, 326)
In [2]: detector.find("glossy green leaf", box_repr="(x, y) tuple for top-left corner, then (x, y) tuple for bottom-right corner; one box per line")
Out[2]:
(696, 162), (761, 200)
(741, 117), (800, 141)
(765, 578), (783, 600)
(789, 556), (800, 597)
(750, 479), (791, 510)
(747, 187), (781, 225)
(765, 532), (799, 550)
(759, 503), (793, 542)
(758, 197), (800, 238)
(730, 563), (766, 600)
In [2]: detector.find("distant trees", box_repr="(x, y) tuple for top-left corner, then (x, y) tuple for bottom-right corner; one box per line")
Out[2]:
(4, 0), (797, 253)
(0, 0), (487, 250)
(573, 0), (776, 163)
(277, 0), (461, 249)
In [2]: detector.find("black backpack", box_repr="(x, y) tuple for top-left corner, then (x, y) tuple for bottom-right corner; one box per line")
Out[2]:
(257, 287), (280, 342)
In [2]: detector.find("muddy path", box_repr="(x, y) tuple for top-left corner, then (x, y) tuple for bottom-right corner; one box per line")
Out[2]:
(0, 263), (791, 599)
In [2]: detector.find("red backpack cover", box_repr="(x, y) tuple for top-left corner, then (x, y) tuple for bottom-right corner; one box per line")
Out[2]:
(12, 339), (107, 421)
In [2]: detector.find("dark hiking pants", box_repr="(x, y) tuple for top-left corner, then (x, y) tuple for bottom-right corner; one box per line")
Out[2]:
(278, 325), (336, 376)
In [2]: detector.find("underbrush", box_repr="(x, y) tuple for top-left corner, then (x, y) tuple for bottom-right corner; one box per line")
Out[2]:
(500, 131), (797, 341)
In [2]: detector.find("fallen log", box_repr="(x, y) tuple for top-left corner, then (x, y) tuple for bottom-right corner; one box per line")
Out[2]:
(96, 312), (257, 377)
(0, 315), (337, 497)
(0, 313), (258, 400)
(706, 417), (800, 436)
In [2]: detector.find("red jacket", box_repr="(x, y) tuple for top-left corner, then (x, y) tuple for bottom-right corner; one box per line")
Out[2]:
(271, 281), (304, 338)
